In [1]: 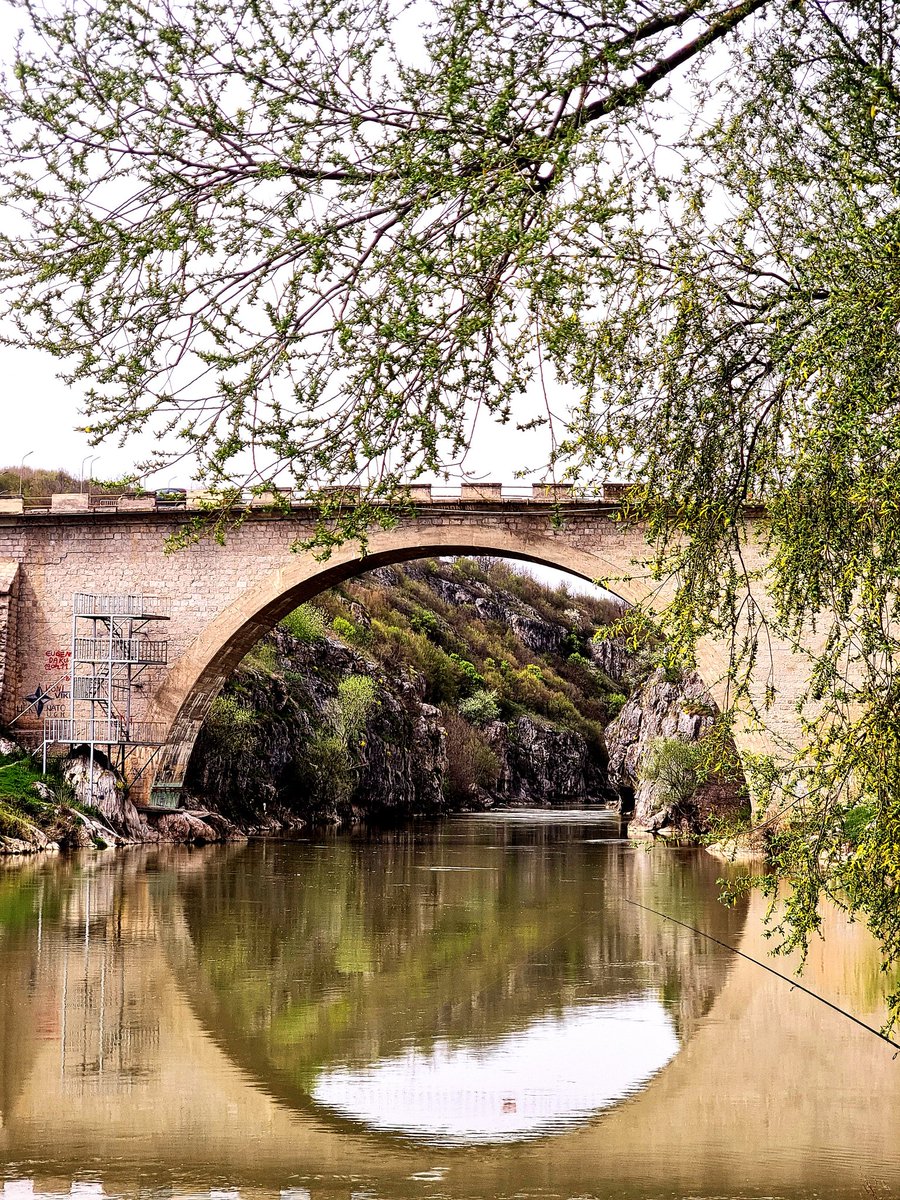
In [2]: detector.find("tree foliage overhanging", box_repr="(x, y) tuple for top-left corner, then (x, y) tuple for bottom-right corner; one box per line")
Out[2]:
(2, 0), (900, 1020)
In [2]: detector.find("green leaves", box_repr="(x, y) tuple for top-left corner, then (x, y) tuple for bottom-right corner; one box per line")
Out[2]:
(0, 0), (776, 507)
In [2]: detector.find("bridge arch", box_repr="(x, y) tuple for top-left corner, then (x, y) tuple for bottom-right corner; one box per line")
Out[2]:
(142, 521), (739, 805)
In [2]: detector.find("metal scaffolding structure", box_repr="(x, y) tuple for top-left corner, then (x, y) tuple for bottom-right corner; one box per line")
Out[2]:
(42, 593), (171, 794)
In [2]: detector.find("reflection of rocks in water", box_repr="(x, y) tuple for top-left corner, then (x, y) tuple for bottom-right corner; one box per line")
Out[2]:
(1, 837), (899, 1197)
(166, 819), (747, 1126)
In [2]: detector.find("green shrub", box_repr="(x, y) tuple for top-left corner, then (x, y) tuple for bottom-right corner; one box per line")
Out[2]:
(206, 695), (257, 751)
(332, 615), (361, 643)
(640, 737), (703, 812)
(566, 651), (594, 672)
(447, 653), (485, 695)
(242, 642), (279, 673)
(452, 557), (488, 583)
(280, 603), (327, 642)
(409, 605), (440, 638)
(0, 800), (30, 839)
(329, 674), (378, 744)
(302, 731), (354, 804)
(842, 803), (874, 844)
(606, 692), (627, 717)
(442, 709), (500, 803)
(299, 675), (379, 806)
(545, 691), (583, 725)
(458, 689), (501, 726)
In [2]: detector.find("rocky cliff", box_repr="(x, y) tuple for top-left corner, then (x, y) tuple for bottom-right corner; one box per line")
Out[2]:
(185, 559), (748, 830)
(184, 559), (628, 823)
(605, 668), (747, 835)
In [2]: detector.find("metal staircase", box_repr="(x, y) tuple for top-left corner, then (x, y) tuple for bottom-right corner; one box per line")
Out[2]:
(41, 593), (172, 792)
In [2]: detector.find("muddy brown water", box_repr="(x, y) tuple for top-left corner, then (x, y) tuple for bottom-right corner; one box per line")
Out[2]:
(0, 810), (897, 1200)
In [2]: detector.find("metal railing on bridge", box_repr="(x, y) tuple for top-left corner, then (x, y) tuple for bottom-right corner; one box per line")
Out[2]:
(73, 593), (172, 619)
(3, 482), (630, 516)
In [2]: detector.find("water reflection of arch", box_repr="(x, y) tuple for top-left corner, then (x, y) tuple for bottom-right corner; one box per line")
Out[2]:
(156, 827), (748, 1141)
(3, 847), (900, 1197)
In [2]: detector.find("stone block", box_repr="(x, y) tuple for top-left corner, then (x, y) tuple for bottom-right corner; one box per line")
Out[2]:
(461, 483), (503, 501)
(401, 485), (433, 503)
(0, 498), (24, 514)
(118, 497), (157, 511)
(51, 493), (90, 512)
(532, 484), (574, 501)
(317, 485), (361, 504)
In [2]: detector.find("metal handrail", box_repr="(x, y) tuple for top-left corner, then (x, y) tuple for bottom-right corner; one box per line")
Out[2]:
(73, 593), (171, 618)
(43, 717), (168, 745)
(13, 484), (626, 515)
(73, 636), (168, 665)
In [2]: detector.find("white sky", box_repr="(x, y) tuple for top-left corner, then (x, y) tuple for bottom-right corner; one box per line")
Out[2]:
(312, 995), (678, 1144)
(0, 348), (549, 488)
(0, 0), (562, 490)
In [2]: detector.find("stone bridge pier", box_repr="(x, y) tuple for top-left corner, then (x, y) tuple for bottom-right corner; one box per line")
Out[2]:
(0, 490), (807, 806)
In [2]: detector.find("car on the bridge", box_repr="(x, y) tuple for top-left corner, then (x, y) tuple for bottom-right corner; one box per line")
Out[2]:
(154, 488), (187, 508)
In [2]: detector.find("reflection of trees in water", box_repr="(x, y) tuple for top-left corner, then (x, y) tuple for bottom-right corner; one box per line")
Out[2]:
(169, 824), (749, 1100)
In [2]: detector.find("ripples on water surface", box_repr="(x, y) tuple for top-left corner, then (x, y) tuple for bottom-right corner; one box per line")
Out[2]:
(0, 809), (897, 1200)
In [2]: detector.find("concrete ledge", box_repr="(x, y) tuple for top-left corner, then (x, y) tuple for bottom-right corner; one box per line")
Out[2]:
(461, 483), (503, 501)
(51, 493), (90, 512)
(117, 496), (157, 511)
(0, 498), (23, 515)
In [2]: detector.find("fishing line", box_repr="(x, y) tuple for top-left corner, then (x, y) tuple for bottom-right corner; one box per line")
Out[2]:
(623, 896), (900, 1055)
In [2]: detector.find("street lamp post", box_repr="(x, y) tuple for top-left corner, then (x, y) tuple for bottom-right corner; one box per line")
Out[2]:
(80, 454), (100, 493)
(18, 451), (33, 496)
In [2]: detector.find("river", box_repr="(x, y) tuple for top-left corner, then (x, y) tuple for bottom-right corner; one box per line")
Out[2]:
(0, 810), (897, 1200)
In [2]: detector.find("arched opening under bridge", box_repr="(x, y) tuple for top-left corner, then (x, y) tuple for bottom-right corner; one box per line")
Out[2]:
(141, 523), (754, 806)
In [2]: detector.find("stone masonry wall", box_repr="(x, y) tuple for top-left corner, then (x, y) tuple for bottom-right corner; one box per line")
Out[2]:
(0, 561), (19, 718)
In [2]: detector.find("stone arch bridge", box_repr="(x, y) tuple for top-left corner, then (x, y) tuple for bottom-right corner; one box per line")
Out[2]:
(0, 486), (799, 805)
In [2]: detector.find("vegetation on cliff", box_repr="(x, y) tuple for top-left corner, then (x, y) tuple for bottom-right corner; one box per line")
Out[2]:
(188, 558), (635, 822)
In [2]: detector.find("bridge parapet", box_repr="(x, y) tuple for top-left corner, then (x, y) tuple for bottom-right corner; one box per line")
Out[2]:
(0, 482), (639, 518)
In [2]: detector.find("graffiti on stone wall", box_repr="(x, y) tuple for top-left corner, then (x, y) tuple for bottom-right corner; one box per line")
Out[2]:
(22, 649), (72, 718)
(44, 648), (71, 672)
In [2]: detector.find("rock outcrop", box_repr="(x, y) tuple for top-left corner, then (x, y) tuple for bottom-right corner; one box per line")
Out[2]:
(605, 667), (746, 835)
(486, 715), (611, 806)
(185, 630), (450, 826)
(62, 749), (147, 838)
(186, 559), (623, 824)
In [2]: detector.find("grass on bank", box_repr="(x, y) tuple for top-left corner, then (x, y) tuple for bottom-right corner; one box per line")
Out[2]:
(0, 746), (93, 840)
(0, 752), (54, 837)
